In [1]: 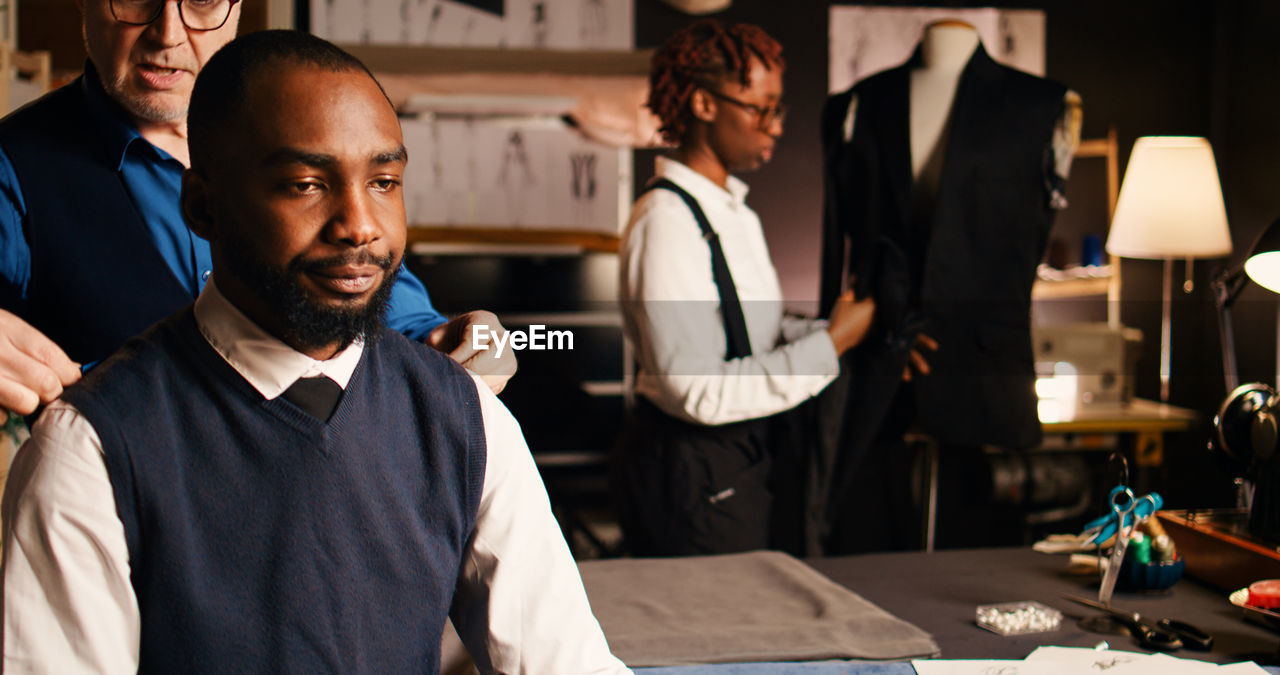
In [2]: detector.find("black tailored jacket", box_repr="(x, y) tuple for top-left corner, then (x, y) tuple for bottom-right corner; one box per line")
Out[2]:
(819, 46), (1067, 523)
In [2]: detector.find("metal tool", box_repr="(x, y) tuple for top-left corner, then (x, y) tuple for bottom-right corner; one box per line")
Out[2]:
(1080, 490), (1164, 546)
(1064, 594), (1214, 652)
(1154, 618), (1215, 650)
(1096, 487), (1160, 604)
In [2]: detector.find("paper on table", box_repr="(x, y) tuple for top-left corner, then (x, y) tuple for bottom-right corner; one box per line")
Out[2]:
(912, 658), (1078, 675)
(1105, 652), (1218, 674)
(1217, 663), (1270, 674)
(1023, 645), (1147, 671)
(912, 660), (1023, 675)
(1026, 645), (1171, 674)
(1023, 646), (1264, 674)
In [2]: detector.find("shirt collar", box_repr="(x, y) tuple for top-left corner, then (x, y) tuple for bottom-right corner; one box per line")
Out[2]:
(193, 277), (364, 399)
(80, 61), (178, 171)
(654, 155), (750, 205)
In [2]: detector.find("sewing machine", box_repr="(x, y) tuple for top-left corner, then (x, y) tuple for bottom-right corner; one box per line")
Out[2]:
(1033, 323), (1143, 410)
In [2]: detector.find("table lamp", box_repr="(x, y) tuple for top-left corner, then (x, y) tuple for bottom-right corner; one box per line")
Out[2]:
(1106, 136), (1232, 402)
(1215, 217), (1280, 393)
(1213, 216), (1280, 542)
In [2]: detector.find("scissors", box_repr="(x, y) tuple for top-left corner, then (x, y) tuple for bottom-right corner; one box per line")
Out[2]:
(1097, 487), (1160, 604)
(1080, 488), (1163, 547)
(1064, 594), (1214, 652)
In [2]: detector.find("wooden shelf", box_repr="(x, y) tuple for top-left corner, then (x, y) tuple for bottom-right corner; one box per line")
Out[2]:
(1033, 126), (1122, 321)
(1073, 126), (1120, 219)
(1032, 275), (1113, 299)
(1042, 398), (1196, 434)
(340, 45), (653, 77)
(1074, 137), (1114, 158)
(406, 226), (620, 254)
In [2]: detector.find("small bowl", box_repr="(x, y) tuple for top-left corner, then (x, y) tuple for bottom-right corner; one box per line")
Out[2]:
(1118, 555), (1184, 591)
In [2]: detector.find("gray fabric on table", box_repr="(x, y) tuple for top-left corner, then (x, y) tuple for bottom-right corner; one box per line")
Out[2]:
(637, 662), (915, 674)
(579, 550), (940, 667)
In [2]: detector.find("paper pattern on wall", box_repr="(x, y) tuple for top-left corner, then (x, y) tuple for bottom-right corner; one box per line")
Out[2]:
(828, 6), (1045, 93)
(312, 0), (633, 49)
(0, 1), (11, 45)
(402, 115), (628, 233)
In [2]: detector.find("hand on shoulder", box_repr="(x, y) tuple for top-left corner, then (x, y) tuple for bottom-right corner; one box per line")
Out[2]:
(427, 311), (518, 395)
(0, 309), (81, 415)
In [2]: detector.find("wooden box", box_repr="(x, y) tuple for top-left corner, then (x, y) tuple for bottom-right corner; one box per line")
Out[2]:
(1156, 509), (1280, 592)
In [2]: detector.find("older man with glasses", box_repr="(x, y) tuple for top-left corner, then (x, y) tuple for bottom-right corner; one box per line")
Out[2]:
(0, 0), (514, 419)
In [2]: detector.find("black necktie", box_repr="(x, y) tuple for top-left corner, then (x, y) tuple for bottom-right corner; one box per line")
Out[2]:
(280, 376), (342, 421)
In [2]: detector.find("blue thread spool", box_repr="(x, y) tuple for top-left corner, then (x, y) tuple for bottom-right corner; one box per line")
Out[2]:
(1082, 234), (1104, 267)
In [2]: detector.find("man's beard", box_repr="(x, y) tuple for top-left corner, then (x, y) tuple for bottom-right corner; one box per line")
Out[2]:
(222, 244), (400, 353)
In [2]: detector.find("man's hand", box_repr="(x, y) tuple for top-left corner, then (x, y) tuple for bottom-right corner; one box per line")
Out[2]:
(825, 289), (876, 355)
(426, 311), (518, 395)
(0, 309), (81, 415)
(902, 333), (938, 382)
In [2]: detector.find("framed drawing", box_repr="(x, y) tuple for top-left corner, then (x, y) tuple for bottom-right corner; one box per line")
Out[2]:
(311, 0), (633, 50)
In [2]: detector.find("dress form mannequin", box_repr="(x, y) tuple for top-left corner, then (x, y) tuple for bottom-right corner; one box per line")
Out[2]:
(817, 20), (1084, 552)
(910, 22), (980, 201)
(841, 21), (1083, 191)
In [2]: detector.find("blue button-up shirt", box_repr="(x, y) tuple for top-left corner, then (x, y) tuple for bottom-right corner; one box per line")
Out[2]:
(0, 68), (447, 349)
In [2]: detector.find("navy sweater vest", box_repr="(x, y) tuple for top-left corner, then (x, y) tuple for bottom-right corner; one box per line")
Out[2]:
(0, 71), (191, 365)
(63, 310), (487, 673)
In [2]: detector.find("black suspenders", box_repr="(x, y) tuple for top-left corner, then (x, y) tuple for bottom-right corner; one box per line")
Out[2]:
(643, 178), (753, 360)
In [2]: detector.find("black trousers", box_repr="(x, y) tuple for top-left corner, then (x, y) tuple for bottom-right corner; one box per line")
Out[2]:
(612, 399), (782, 557)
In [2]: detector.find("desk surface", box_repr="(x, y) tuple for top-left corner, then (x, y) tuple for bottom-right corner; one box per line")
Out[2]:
(807, 547), (1277, 664)
(1041, 398), (1197, 434)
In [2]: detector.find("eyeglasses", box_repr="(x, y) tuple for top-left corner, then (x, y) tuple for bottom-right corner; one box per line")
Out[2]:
(703, 88), (787, 131)
(110, 0), (240, 31)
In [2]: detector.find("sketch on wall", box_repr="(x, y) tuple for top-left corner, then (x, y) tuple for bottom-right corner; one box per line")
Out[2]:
(453, 0), (502, 12)
(497, 130), (536, 225)
(569, 152), (597, 229)
(828, 6), (1045, 93)
(401, 115), (628, 234)
(312, 0), (633, 50)
(0, 0), (12, 46)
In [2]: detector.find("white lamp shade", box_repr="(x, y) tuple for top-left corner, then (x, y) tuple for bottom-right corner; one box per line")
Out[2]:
(659, 0), (731, 14)
(1246, 252), (1280, 295)
(1106, 136), (1232, 259)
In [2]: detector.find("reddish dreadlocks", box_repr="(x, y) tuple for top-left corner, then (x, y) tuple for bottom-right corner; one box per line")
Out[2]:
(647, 19), (784, 145)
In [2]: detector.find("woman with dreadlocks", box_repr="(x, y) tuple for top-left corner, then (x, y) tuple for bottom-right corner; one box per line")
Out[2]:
(614, 19), (877, 556)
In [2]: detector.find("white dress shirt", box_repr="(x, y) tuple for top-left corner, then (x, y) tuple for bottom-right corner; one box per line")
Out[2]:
(1, 279), (630, 675)
(620, 156), (840, 426)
